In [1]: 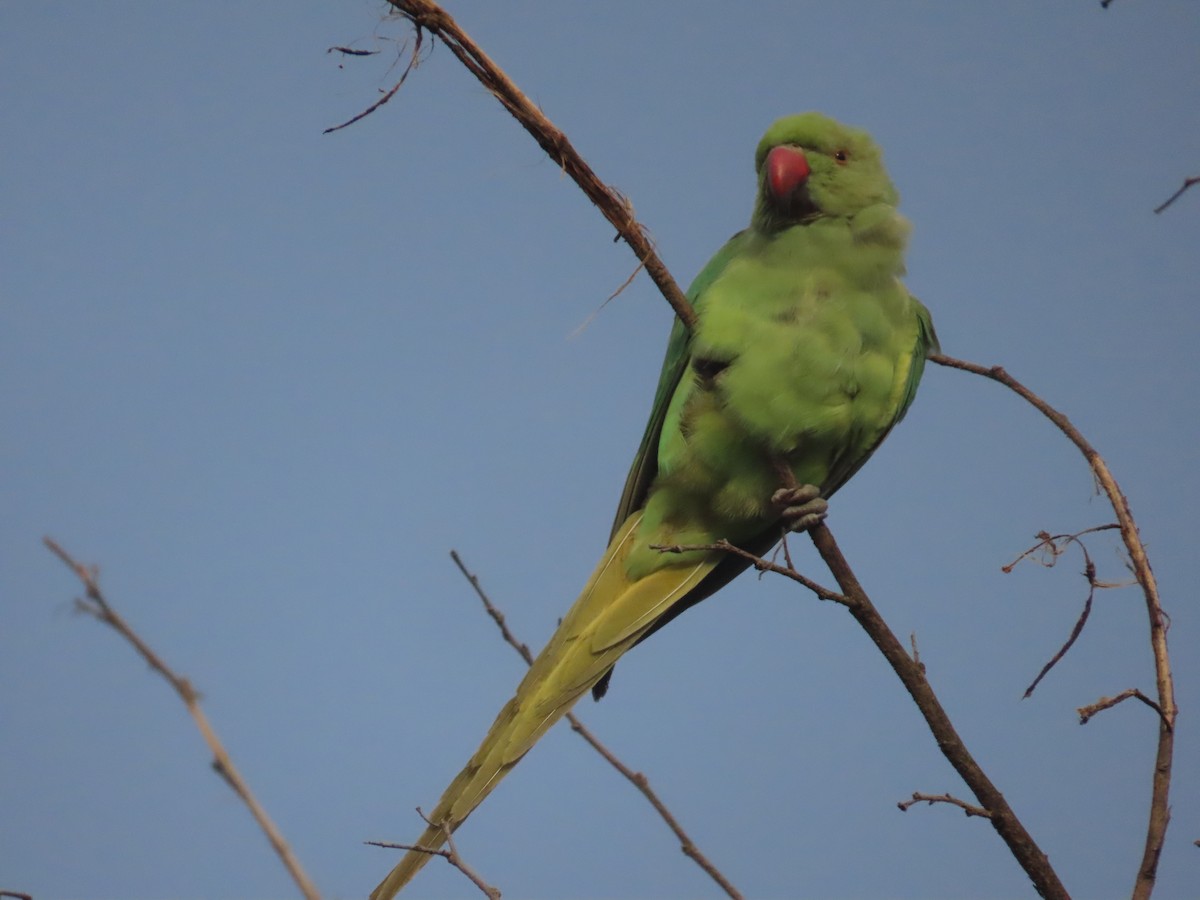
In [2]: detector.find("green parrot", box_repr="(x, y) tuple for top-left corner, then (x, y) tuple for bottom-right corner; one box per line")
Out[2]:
(371, 112), (937, 899)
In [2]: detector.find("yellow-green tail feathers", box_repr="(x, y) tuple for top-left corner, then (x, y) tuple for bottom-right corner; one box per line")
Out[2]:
(370, 515), (717, 899)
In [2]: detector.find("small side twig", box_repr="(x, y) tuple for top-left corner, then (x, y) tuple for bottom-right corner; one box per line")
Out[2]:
(324, 31), (424, 134)
(1078, 689), (1167, 726)
(653, 539), (842, 603)
(1003, 526), (1123, 698)
(1153, 176), (1199, 214)
(898, 792), (993, 819)
(449, 549), (742, 900)
(368, 808), (500, 900)
(327, 45), (380, 57)
(43, 537), (321, 900)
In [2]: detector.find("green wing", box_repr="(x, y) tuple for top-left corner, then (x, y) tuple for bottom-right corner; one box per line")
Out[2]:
(821, 292), (939, 498)
(609, 230), (751, 537)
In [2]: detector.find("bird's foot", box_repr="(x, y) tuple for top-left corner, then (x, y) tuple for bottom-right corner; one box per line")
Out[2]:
(772, 484), (828, 533)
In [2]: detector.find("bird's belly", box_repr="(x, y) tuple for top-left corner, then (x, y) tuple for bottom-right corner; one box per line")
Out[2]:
(658, 298), (908, 535)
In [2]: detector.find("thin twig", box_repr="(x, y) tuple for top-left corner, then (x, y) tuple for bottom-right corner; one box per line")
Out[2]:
(930, 353), (1175, 900)
(653, 539), (843, 603)
(898, 791), (993, 819)
(449, 550), (742, 900)
(1001, 525), (1121, 573)
(569, 259), (648, 340)
(1004, 527), (1123, 698)
(368, 807), (501, 899)
(1078, 689), (1167, 726)
(1153, 176), (1199, 214)
(324, 32), (424, 134)
(43, 537), (321, 900)
(328, 46), (381, 57)
(450, 550), (532, 664)
(377, 0), (696, 331)
(909, 633), (925, 675)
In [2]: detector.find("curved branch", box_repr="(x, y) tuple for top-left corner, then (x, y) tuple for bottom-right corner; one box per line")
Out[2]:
(930, 353), (1175, 900)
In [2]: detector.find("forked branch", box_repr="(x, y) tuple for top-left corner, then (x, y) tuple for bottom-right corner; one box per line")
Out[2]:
(368, 808), (500, 900)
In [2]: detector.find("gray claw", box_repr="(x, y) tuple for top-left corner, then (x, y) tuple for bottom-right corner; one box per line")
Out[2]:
(771, 484), (828, 533)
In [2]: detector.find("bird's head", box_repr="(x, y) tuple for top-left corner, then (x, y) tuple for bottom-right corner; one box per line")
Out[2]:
(751, 113), (899, 232)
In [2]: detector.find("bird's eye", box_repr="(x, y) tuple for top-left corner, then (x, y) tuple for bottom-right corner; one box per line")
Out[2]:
(834, 149), (849, 164)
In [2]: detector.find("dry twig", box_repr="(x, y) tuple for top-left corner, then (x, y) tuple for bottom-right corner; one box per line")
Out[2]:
(368, 808), (501, 899)
(1153, 176), (1199, 214)
(43, 537), (321, 900)
(1078, 688), (1167, 726)
(324, 31), (424, 134)
(898, 792), (992, 818)
(1003, 526), (1123, 698)
(449, 550), (743, 899)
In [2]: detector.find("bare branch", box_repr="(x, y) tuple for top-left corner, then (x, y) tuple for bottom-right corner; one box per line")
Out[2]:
(375, 0), (696, 331)
(450, 549), (533, 664)
(1, 890), (34, 900)
(804, 522), (1068, 899)
(448, 550), (742, 900)
(42, 537), (321, 900)
(929, 353), (1175, 900)
(658, 511), (1066, 898)
(1078, 689), (1168, 726)
(1153, 176), (1199, 214)
(898, 792), (993, 819)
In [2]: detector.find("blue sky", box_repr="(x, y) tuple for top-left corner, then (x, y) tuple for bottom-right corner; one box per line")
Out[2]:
(3, 2), (1198, 898)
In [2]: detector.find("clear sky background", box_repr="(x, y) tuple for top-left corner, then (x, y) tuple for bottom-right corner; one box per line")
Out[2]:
(3, 3), (1198, 899)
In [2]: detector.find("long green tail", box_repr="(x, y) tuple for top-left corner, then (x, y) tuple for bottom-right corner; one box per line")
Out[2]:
(369, 514), (715, 899)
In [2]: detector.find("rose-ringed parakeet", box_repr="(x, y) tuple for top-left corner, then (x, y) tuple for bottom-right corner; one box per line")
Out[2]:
(371, 112), (937, 898)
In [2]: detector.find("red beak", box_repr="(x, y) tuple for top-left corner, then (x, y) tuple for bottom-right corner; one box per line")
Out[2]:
(766, 145), (810, 200)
